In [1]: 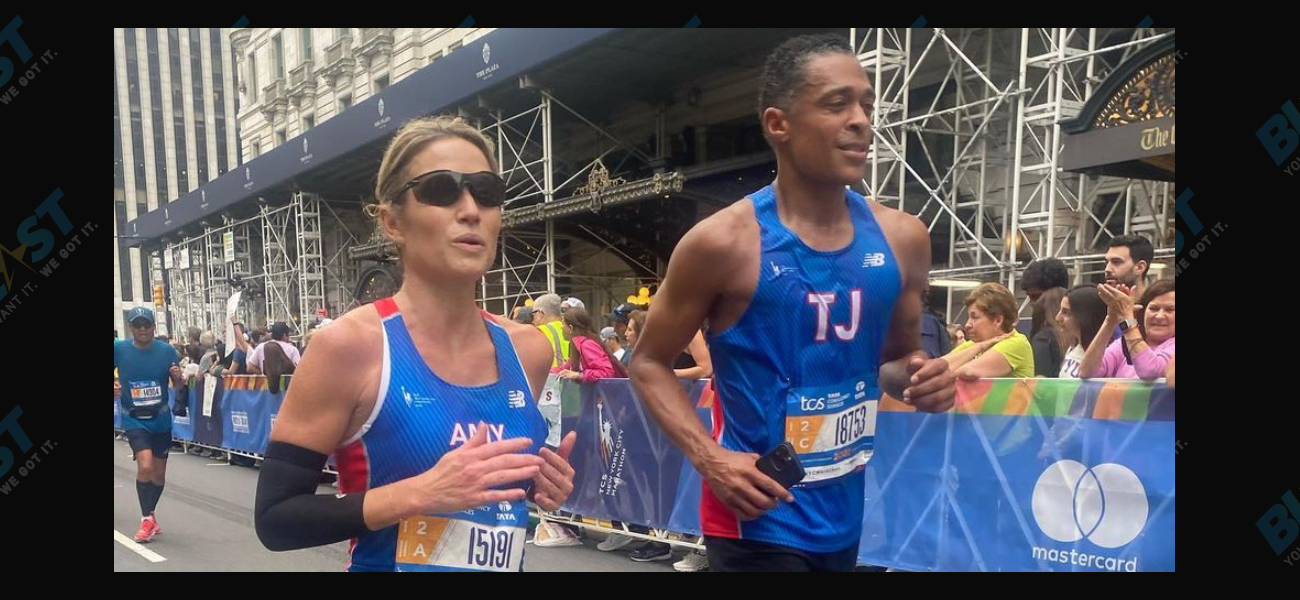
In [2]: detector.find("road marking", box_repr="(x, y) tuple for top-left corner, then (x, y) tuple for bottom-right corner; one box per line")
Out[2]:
(114, 530), (167, 563)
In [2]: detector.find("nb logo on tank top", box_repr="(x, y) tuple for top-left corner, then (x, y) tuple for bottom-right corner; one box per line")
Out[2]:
(807, 290), (862, 342)
(862, 252), (886, 268)
(507, 390), (526, 409)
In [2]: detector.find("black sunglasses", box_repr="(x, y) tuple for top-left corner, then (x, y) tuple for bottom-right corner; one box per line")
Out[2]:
(392, 170), (506, 208)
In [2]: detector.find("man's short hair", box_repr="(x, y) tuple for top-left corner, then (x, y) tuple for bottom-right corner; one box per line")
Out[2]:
(270, 322), (291, 340)
(514, 307), (536, 324)
(1108, 235), (1154, 271)
(1023, 258), (1070, 292)
(534, 293), (563, 317)
(759, 33), (855, 123)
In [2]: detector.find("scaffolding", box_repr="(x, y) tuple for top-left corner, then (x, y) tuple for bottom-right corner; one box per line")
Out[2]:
(160, 197), (364, 341)
(851, 27), (1174, 318)
(160, 28), (1175, 331)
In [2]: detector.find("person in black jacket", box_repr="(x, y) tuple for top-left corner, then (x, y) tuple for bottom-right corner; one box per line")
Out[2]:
(1030, 287), (1069, 377)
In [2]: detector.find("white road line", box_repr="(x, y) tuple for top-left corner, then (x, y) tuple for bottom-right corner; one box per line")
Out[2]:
(114, 530), (167, 563)
(204, 463), (229, 467)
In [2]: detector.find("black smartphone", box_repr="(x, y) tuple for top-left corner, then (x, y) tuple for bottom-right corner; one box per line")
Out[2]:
(755, 441), (806, 490)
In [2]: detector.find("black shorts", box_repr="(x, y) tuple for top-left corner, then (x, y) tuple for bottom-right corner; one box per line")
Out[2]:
(704, 536), (859, 572)
(125, 429), (172, 460)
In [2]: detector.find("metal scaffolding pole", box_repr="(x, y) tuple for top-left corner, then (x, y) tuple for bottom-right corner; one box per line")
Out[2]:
(205, 225), (229, 331)
(187, 236), (207, 337)
(262, 203), (297, 331)
(296, 192), (326, 333)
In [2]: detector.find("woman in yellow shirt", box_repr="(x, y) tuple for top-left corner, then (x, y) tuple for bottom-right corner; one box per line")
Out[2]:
(943, 282), (1035, 379)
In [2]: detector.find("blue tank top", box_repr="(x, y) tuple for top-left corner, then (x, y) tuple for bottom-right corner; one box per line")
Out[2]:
(336, 298), (548, 572)
(702, 184), (901, 553)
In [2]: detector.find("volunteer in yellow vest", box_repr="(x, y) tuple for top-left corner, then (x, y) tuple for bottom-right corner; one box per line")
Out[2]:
(944, 282), (1035, 379)
(532, 293), (570, 368)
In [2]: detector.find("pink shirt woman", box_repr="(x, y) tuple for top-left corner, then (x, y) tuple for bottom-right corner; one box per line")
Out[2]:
(553, 307), (626, 382)
(1082, 278), (1175, 381)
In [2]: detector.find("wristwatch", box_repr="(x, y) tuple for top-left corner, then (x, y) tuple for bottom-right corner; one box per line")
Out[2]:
(1119, 318), (1139, 334)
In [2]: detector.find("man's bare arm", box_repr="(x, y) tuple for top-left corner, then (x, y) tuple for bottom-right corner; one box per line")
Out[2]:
(629, 222), (728, 471)
(630, 210), (792, 519)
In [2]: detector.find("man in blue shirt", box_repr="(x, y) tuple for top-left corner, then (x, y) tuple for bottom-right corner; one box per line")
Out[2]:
(114, 306), (184, 543)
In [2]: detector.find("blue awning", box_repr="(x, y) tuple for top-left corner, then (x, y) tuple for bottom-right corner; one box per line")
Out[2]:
(123, 28), (618, 247)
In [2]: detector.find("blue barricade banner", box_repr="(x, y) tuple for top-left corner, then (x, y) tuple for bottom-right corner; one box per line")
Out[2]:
(190, 376), (225, 449)
(562, 379), (710, 534)
(222, 387), (285, 454)
(112, 373), (1174, 571)
(858, 378), (1174, 572)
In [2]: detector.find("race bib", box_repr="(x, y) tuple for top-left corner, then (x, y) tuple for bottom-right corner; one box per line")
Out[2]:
(395, 516), (525, 572)
(784, 376), (878, 486)
(128, 380), (165, 418)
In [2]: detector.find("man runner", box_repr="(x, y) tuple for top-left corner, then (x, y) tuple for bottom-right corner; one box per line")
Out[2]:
(115, 306), (184, 543)
(630, 34), (956, 572)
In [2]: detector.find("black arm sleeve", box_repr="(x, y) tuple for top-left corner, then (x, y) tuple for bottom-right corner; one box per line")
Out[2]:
(254, 441), (371, 552)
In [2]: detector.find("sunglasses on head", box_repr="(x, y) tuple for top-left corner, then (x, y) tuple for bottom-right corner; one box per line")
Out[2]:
(392, 170), (506, 208)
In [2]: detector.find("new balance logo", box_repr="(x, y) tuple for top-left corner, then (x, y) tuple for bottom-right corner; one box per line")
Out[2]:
(770, 262), (798, 279)
(862, 253), (885, 268)
(508, 390), (526, 409)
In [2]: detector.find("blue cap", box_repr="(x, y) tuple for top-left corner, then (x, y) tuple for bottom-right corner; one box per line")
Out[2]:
(127, 306), (156, 325)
